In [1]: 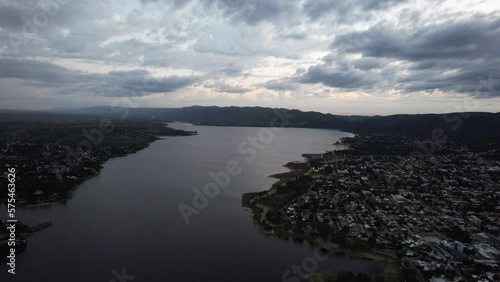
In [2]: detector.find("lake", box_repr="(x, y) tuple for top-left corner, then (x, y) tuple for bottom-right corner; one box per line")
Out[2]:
(0, 124), (383, 282)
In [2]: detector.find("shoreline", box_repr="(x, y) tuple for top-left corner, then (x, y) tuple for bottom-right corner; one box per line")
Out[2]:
(268, 153), (322, 180)
(0, 127), (197, 266)
(0, 221), (52, 264)
(242, 149), (403, 281)
(8, 130), (197, 209)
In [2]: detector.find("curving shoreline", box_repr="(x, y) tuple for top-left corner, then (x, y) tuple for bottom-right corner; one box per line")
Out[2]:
(242, 151), (402, 282)
(268, 154), (321, 180)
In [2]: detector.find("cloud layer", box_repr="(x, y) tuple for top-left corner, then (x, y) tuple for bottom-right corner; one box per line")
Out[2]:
(0, 0), (498, 113)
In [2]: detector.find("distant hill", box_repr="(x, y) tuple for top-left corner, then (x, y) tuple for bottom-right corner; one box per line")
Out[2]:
(50, 105), (365, 129)
(352, 112), (500, 146)
(3, 106), (500, 148)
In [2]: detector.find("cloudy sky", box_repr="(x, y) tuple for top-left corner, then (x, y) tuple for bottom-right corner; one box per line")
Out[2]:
(0, 0), (498, 115)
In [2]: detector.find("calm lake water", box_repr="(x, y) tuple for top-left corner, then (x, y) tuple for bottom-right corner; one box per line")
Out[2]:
(1, 124), (383, 282)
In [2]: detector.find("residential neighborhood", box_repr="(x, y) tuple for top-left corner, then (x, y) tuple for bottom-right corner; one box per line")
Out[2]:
(248, 134), (500, 282)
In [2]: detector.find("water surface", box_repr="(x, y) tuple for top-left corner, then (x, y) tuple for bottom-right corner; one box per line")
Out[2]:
(1, 124), (382, 282)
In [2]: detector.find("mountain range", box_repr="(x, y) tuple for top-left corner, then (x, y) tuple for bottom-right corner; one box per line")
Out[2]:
(2, 106), (499, 148)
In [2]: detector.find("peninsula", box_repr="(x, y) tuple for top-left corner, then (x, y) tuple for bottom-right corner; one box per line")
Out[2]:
(0, 113), (196, 206)
(244, 134), (499, 282)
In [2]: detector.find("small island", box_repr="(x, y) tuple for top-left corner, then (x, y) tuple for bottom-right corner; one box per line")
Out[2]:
(0, 219), (52, 264)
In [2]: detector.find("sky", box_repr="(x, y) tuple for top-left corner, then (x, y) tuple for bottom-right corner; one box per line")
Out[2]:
(0, 0), (498, 115)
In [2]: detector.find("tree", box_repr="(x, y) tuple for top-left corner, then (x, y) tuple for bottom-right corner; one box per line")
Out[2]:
(324, 166), (334, 174)
(317, 222), (331, 241)
(447, 225), (472, 243)
(463, 247), (475, 256)
(368, 236), (377, 247)
(356, 273), (372, 282)
(333, 230), (347, 245)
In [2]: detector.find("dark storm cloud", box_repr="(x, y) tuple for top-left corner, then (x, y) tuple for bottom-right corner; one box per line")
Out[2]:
(303, 0), (409, 20)
(203, 0), (298, 25)
(334, 16), (500, 61)
(141, 0), (298, 25)
(409, 61), (439, 70)
(331, 14), (500, 96)
(353, 58), (381, 70)
(140, 0), (412, 26)
(0, 58), (86, 85)
(0, 0), (497, 111)
(398, 62), (500, 97)
(0, 0), (120, 61)
(0, 3), (25, 30)
(0, 0), (113, 33)
(296, 65), (375, 89)
(104, 70), (198, 94)
(195, 0), (412, 25)
(0, 59), (198, 96)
